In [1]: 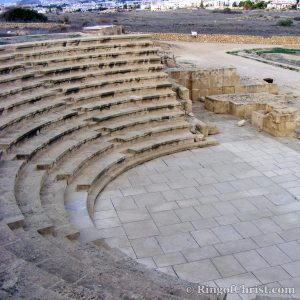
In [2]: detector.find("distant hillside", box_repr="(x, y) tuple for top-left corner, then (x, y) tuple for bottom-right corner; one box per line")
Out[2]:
(17, 0), (41, 5)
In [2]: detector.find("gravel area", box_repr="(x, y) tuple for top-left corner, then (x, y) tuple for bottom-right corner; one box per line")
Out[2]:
(72, 9), (300, 37)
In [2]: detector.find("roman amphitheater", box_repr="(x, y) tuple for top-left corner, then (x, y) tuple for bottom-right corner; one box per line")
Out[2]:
(1, 26), (300, 300)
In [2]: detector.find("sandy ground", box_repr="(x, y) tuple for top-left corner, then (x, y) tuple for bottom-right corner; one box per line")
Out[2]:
(166, 41), (300, 96)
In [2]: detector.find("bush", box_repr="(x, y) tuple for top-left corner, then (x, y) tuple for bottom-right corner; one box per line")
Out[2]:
(253, 1), (267, 9)
(1, 7), (47, 22)
(294, 16), (300, 21)
(277, 18), (293, 26)
(212, 8), (242, 14)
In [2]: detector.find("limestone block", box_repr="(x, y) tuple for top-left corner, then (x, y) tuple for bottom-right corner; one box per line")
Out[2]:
(235, 85), (247, 94)
(192, 69), (210, 80)
(205, 97), (229, 114)
(267, 84), (279, 94)
(198, 89), (209, 98)
(251, 111), (266, 131)
(192, 89), (201, 101)
(176, 85), (190, 100)
(189, 118), (209, 136)
(182, 99), (193, 114)
(209, 70), (224, 88)
(223, 75), (240, 87)
(168, 71), (182, 81)
(206, 122), (219, 135)
(222, 86), (235, 94)
(208, 87), (223, 96)
(223, 68), (237, 78)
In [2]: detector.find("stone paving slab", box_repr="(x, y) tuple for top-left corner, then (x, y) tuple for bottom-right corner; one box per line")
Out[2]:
(94, 114), (300, 299)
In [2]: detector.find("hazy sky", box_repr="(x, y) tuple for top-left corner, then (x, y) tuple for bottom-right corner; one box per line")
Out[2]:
(0, 0), (17, 4)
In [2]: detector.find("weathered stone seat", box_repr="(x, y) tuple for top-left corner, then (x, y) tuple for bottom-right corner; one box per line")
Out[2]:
(1, 48), (159, 71)
(0, 110), (78, 152)
(114, 120), (189, 143)
(34, 129), (102, 170)
(78, 90), (176, 112)
(12, 34), (152, 52)
(56, 141), (113, 182)
(74, 152), (126, 191)
(102, 109), (185, 132)
(0, 90), (57, 113)
(40, 55), (161, 78)
(15, 163), (54, 234)
(0, 34), (222, 299)
(0, 160), (25, 230)
(90, 100), (180, 124)
(3, 40), (153, 63)
(63, 72), (168, 96)
(44, 63), (164, 87)
(127, 131), (200, 154)
(0, 99), (65, 131)
(72, 81), (172, 105)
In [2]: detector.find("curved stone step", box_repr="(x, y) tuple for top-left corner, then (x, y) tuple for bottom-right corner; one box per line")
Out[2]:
(41, 179), (80, 240)
(90, 100), (181, 125)
(72, 81), (173, 105)
(102, 110), (185, 133)
(0, 160), (25, 230)
(77, 90), (177, 113)
(113, 121), (190, 143)
(63, 72), (168, 96)
(127, 131), (198, 155)
(0, 78), (47, 99)
(0, 110), (78, 152)
(13, 120), (88, 162)
(0, 99), (66, 131)
(2, 48), (159, 71)
(10, 34), (152, 52)
(15, 163), (54, 234)
(40, 55), (161, 77)
(45, 63), (164, 87)
(0, 71), (35, 88)
(56, 141), (113, 182)
(0, 90), (58, 113)
(33, 129), (102, 171)
(0, 40), (154, 64)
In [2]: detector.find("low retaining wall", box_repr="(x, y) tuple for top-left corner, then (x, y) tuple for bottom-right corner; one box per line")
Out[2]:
(151, 32), (300, 46)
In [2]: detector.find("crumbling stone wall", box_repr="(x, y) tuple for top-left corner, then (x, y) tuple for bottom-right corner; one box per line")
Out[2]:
(168, 67), (278, 101)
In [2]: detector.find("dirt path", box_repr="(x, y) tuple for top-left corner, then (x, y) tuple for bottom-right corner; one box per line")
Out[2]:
(166, 41), (300, 96)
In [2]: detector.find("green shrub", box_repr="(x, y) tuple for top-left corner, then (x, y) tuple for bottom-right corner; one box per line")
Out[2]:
(253, 1), (267, 9)
(277, 18), (293, 26)
(1, 7), (47, 22)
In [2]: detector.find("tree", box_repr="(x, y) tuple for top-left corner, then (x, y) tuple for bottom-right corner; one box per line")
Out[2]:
(1, 7), (48, 22)
(242, 0), (254, 9)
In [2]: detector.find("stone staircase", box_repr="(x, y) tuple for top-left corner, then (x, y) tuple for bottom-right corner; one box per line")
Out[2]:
(0, 33), (220, 299)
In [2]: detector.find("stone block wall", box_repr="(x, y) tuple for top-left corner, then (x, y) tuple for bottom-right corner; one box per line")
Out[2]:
(168, 67), (278, 101)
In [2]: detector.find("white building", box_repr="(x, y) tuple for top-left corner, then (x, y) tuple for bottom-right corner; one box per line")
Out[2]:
(203, 0), (241, 8)
(141, 0), (202, 10)
(267, 0), (297, 8)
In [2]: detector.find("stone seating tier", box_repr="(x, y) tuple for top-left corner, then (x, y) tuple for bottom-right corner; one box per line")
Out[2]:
(0, 34), (221, 299)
